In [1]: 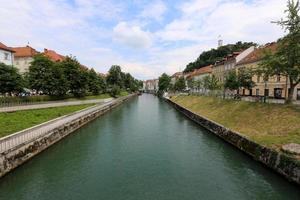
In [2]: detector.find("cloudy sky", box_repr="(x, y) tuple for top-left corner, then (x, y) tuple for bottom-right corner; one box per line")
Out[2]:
(0, 0), (286, 80)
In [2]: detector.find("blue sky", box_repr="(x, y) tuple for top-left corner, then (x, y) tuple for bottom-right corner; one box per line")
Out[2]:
(0, 0), (285, 80)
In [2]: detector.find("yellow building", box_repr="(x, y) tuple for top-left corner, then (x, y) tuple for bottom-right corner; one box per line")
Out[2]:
(236, 43), (300, 100)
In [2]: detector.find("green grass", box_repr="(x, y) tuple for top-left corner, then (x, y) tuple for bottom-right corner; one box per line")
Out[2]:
(0, 93), (112, 105)
(171, 95), (300, 150)
(0, 104), (94, 138)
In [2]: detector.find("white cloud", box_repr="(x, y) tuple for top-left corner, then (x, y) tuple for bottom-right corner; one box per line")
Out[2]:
(113, 22), (153, 49)
(140, 0), (167, 21)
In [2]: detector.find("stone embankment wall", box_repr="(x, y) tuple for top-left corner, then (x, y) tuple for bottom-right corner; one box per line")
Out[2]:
(0, 94), (136, 178)
(166, 98), (300, 185)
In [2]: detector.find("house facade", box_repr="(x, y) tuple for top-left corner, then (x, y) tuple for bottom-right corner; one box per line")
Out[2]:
(12, 46), (39, 73)
(236, 42), (300, 100)
(143, 79), (159, 93)
(0, 42), (14, 66)
(170, 72), (183, 85)
(186, 65), (212, 92)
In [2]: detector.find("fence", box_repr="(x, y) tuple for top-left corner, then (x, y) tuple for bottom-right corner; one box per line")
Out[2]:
(0, 95), (131, 154)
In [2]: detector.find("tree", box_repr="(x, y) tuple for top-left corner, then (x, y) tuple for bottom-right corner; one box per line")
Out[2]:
(224, 70), (239, 91)
(106, 65), (123, 88)
(174, 77), (186, 91)
(0, 63), (23, 95)
(110, 84), (121, 97)
(238, 68), (255, 90)
(187, 79), (196, 90)
(158, 73), (171, 95)
(28, 54), (55, 94)
(87, 68), (105, 95)
(203, 75), (220, 91)
(259, 0), (300, 103)
(61, 56), (88, 97)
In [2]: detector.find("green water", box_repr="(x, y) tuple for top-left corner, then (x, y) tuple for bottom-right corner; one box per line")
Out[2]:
(0, 94), (299, 200)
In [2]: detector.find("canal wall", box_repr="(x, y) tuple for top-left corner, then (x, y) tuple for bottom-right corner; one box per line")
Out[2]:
(0, 94), (137, 178)
(165, 97), (300, 185)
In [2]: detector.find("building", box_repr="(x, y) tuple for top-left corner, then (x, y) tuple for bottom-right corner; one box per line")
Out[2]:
(235, 42), (300, 100)
(0, 42), (14, 66)
(212, 46), (255, 84)
(186, 65), (213, 92)
(12, 45), (39, 73)
(43, 48), (65, 62)
(170, 72), (183, 85)
(143, 79), (159, 93)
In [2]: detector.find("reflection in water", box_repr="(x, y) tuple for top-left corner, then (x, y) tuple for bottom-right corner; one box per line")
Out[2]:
(0, 94), (299, 200)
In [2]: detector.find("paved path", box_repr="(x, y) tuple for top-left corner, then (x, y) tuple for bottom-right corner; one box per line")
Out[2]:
(0, 98), (113, 113)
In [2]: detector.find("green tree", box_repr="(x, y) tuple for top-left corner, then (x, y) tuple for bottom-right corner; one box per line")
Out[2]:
(187, 79), (196, 90)
(28, 54), (55, 94)
(158, 73), (171, 95)
(260, 0), (300, 103)
(106, 65), (123, 88)
(61, 56), (88, 97)
(174, 77), (186, 91)
(110, 84), (121, 97)
(87, 68), (105, 95)
(224, 70), (239, 91)
(238, 68), (255, 90)
(0, 63), (23, 95)
(203, 75), (220, 91)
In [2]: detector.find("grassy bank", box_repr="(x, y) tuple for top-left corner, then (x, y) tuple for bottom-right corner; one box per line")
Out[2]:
(171, 95), (300, 149)
(0, 104), (94, 138)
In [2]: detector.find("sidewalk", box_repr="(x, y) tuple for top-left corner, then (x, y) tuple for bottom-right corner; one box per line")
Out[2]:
(0, 98), (113, 113)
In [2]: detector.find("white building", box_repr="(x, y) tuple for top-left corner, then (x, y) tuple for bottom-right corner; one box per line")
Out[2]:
(12, 46), (39, 73)
(0, 42), (14, 66)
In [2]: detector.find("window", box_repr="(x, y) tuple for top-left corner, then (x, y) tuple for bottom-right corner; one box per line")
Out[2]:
(257, 75), (260, 83)
(277, 75), (281, 82)
(4, 53), (9, 60)
(256, 89), (259, 96)
(297, 89), (300, 100)
(274, 88), (283, 99)
(264, 89), (269, 97)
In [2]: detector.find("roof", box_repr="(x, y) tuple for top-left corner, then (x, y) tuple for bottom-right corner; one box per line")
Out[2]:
(12, 46), (39, 57)
(43, 48), (65, 62)
(187, 65), (212, 79)
(171, 72), (183, 78)
(237, 42), (277, 66)
(0, 42), (15, 52)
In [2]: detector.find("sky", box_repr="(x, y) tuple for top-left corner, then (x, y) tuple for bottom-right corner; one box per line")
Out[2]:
(0, 0), (287, 80)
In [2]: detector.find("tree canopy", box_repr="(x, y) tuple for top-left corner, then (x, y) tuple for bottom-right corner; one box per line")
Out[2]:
(0, 63), (23, 95)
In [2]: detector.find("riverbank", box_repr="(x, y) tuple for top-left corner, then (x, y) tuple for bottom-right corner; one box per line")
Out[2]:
(171, 95), (300, 151)
(167, 95), (300, 185)
(0, 104), (96, 138)
(0, 94), (137, 178)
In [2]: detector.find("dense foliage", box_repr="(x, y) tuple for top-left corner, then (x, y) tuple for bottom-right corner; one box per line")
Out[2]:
(184, 41), (257, 73)
(0, 63), (23, 95)
(224, 69), (255, 91)
(158, 73), (171, 95)
(0, 54), (141, 98)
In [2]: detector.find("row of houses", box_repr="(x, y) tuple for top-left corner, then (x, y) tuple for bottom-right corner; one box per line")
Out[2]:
(144, 42), (300, 101)
(0, 41), (75, 74)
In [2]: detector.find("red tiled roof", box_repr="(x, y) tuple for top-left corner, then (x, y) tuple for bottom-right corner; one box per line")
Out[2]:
(187, 65), (212, 79)
(0, 42), (15, 52)
(237, 43), (277, 65)
(12, 46), (39, 57)
(43, 48), (65, 62)
(171, 72), (183, 78)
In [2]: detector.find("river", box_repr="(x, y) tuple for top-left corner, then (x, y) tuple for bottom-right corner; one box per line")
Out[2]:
(0, 94), (299, 200)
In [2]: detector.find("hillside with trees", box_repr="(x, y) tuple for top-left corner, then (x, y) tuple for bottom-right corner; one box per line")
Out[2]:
(183, 41), (257, 72)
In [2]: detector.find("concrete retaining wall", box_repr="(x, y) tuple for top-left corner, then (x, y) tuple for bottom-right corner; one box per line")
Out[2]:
(0, 94), (136, 178)
(166, 97), (300, 185)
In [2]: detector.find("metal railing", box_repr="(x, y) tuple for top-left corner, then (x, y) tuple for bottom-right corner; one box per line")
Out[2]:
(0, 95), (133, 154)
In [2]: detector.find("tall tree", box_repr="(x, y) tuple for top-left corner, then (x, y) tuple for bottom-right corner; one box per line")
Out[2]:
(260, 0), (300, 103)
(28, 54), (55, 94)
(158, 73), (171, 95)
(0, 63), (23, 95)
(61, 56), (88, 97)
(203, 75), (220, 91)
(106, 65), (123, 88)
(87, 68), (105, 95)
(238, 68), (255, 91)
(174, 77), (186, 91)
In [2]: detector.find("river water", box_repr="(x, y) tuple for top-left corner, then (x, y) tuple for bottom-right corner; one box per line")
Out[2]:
(0, 94), (299, 200)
